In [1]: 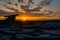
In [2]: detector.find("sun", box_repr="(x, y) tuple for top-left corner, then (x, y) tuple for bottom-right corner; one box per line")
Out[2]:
(22, 17), (26, 21)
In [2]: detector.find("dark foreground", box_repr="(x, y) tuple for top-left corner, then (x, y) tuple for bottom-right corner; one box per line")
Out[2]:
(0, 20), (60, 40)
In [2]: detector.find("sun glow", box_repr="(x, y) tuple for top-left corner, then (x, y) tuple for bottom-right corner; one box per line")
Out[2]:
(16, 14), (44, 21)
(16, 14), (60, 21)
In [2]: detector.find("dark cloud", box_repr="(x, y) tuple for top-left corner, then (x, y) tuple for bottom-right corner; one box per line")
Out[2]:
(18, 0), (24, 3)
(40, 0), (52, 5)
(5, 7), (18, 12)
(0, 11), (17, 16)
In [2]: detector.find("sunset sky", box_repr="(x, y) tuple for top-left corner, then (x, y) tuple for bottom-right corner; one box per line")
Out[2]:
(0, 0), (60, 21)
(0, 0), (60, 12)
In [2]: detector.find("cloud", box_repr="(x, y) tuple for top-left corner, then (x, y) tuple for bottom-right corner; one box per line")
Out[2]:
(0, 0), (54, 16)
